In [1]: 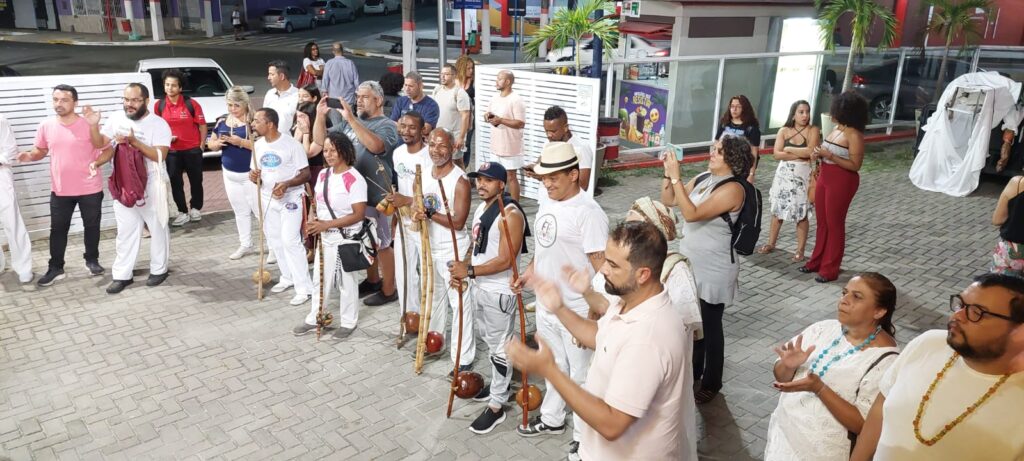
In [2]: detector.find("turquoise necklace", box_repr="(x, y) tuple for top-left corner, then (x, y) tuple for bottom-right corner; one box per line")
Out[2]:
(809, 325), (881, 378)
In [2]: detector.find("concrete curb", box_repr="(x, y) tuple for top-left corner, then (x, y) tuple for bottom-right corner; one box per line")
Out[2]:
(348, 48), (397, 60)
(64, 39), (173, 46)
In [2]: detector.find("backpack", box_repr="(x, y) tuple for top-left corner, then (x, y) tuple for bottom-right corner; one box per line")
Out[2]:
(108, 142), (148, 208)
(155, 96), (196, 119)
(695, 172), (762, 263)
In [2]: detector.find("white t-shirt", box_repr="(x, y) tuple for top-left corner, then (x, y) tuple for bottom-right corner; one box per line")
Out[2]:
(254, 134), (308, 197)
(536, 135), (596, 202)
(432, 84), (471, 141)
(533, 189), (608, 314)
(470, 200), (520, 295)
(876, 329), (1024, 460)
(393, 143), (430, 233)
(303, 58), (325, 85)
(100, 110), (172, 182)
(231, 10), (241, 26)
(263, 85), (299, 134)
(314, 166), (367, 234)
(421, 165), (469, 250)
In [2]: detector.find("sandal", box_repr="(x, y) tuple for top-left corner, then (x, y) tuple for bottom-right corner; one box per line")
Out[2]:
(791, 254), (805, 262)
(756, 244), (775, 254)
(695, 389), (719, 404)
(797, 266), (814, 273)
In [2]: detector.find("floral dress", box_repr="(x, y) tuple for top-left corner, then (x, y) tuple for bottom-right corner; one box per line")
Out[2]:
(768, 129), (812, 222)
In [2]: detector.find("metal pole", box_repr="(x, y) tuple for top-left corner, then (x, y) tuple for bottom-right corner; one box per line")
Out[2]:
(438, 0), (447, 65)
(461, 7), (466, 54)
(711, 57), (725, 142)
(604, 59), (614, 117)
(887, 47), (907, 135)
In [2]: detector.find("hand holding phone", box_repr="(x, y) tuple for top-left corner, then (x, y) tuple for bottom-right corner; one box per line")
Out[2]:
(326, 98), (343, 109)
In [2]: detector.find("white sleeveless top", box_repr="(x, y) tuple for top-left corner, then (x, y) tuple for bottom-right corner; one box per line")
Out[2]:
(421, 165), (470, 250)
(470, 201), (520, 294)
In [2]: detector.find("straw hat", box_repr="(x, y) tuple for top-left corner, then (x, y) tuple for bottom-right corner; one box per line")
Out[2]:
(532, 141), (579, 176)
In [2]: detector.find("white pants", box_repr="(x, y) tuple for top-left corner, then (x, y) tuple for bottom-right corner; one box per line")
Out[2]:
(0, 166), (32, 282)
(536, 307), (593, 441)
(426, 240), (475, 366)
(472, 286), (516, 409)
(393, 224), (422, 319)
(112, 179), (170, 281)
(305, 233), (358, 328)
(260, 191), (312, 296)
(222, 169), (257, 248)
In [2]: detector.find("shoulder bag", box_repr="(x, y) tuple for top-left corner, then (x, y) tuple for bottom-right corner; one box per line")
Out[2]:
(322, 170), (378, 272)
(847, 350), (899, 454)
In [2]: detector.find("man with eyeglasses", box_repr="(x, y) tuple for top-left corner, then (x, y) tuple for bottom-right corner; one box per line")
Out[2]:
(852, 273), (1024, 461)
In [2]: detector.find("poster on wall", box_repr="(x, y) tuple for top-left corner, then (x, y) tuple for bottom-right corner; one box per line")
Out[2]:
(618, 81), (669, 148)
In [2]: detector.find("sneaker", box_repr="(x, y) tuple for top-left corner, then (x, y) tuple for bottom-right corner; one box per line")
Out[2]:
(189, 208), (202, 222)
(229, 246), (254, 260)
(171, 213), (191, 227)
(85, 260), (105, 276)
(37, 268), (65, 287)
(289, 293), (310, 306)
(267, 252), (277, 264)
(469, 407), (506, 435)
(448, 364), (473, 379)
(146, 272), (169, 287)
(292, 323), (317, 336)
(358, 279), (382, 298)
(271, 282), (293, 293)
(363, 290), (397, 306)
(567, 441), (581, 461)
(330, 326), (356, 340)
(517, 416), (565, 437)
(106, 279), (133, 294)
(472, 386), (490, 402)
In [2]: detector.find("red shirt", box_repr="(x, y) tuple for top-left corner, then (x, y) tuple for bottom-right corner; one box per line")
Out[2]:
(155, 96), (206, 151)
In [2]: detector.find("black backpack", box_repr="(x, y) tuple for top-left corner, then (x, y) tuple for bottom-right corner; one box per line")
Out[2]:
(155, 95), (196, 119)
(695, 172), (762, 263)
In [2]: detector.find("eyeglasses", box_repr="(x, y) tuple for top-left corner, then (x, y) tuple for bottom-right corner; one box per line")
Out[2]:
(122, 97), (145, 104)
(949, 294), (1020, 323)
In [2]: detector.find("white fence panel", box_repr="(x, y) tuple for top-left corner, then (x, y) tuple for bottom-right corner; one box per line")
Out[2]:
(474, 67), (601, 201)
(0, 73), (154, 242)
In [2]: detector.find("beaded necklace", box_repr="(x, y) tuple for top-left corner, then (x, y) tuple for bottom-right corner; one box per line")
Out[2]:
(913, 352), (1010, 446)
(808, 325), (881, 378)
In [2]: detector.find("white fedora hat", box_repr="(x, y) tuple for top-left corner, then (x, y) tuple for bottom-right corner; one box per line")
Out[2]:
(532, 141), (579, 175)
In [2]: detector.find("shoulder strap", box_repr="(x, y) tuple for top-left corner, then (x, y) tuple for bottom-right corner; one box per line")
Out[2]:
(695, 171), (712, 187)
(321, 169), (338, 220)
(854, 351), (899, 398)
(156, 98), (165, 116)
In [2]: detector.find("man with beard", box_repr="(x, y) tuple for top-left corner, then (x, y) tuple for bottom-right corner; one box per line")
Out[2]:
(526, 105), (593, 200)
(314, 80), (401, 306)
(248, 108), (312, 306)
(411, 129), (473, 371)
(389, 72), (439, 137)
(511, 141), (608, 460)
(90, 83), (173, 294)
(852, 273), (1024, 461)
(449, 161), (528, 434)
(18, 85), (105, 286)
(484, 70), (525, 200)
(386, 112), (429, 323)
(507, 220), (688, 459)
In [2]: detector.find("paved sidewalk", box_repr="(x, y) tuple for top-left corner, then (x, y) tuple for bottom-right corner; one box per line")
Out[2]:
(0, 140), (1004, 460)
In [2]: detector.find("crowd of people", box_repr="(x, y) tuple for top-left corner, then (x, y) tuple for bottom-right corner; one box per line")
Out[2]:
(0, 42), (1022, 460)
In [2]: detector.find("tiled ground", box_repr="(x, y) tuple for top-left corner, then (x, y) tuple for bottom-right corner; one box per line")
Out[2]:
(0, 140), (1009, 460)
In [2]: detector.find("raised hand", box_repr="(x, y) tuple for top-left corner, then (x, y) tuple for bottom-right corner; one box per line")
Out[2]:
(561, 265), (592, 295)
(773, 334), (816, 371)
(530, 277), (564, 315)
(316, 97), (330, 116)
(82, 106), (101, 126)
(773, 373), (824, 394)
(505, 335), (555, 378)
(662, 148), (680, 181)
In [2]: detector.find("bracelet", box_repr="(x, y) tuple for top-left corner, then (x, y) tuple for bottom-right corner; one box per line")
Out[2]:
(815, 383), (826, 395)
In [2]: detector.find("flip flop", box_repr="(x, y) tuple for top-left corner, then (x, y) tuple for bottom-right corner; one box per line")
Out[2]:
(756, 244), (775, 254)
(791, 254), (805, 262)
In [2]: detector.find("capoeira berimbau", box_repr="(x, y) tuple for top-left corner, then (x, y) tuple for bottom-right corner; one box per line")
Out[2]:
(450, 161), (530, 434)
(0, 114), (33, 286)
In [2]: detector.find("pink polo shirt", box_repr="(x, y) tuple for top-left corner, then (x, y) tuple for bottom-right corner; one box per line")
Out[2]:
(579, 290), (688, 460)
(34, 116), (103, 196)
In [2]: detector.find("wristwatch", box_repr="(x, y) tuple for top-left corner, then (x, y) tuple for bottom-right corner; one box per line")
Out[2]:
(670, 178), (680, 186)
(467, 265), (476, 279)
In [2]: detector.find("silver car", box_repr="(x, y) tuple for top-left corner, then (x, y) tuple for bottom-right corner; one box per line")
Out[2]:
(310, 0), (355, 24)
(262, 6), (316, 33)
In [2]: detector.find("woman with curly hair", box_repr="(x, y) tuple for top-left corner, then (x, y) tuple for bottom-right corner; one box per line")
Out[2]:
(716, 94), (761, 182)
(661, 135), (753, 404)
(760, 100), (820, 261)
(800, 90), (869, 283)
(301, 42), (325, 88)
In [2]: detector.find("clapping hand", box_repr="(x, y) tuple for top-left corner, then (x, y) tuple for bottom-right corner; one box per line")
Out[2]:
(773, 373), (824, 394)
(114, 128), (136, 146)
(82, 105), (101, 126)
(529, 277), (565, 315)
(561, 265), (592, 295)
(505, 335), (555, 378)
(774, 334), (816, 371)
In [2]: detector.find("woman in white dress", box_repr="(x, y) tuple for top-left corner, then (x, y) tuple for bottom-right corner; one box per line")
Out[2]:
(764, 272), (900, 460)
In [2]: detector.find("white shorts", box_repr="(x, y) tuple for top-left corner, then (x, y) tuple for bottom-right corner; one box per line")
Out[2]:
(494, 155), (524, 170)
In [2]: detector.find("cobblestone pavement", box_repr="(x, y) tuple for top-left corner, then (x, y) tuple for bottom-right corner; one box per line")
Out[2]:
(0, 140), (1008, 460)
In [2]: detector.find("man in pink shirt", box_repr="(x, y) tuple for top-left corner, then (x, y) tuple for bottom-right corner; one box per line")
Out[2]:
(508, 221), (689, 459)
(18, 84), (106, 287)
(484, 70), (526, 201)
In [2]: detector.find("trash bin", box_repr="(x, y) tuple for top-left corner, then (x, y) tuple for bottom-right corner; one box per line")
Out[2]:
(598, 117), (620, 161)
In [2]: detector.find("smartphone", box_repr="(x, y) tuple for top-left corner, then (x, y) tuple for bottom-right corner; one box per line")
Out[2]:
(326, 98), (343, 109)
(670, 144), (684, 161)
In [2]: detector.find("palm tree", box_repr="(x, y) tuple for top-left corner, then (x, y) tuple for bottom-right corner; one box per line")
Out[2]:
(923, 0), (993, 101)
(816, 0), (898, 93)
(523, 0), (619, 77)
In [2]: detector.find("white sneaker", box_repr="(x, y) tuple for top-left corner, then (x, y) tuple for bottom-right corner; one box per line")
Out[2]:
(289, 293), (310, 306)
(229, 246), (254, 260)
(171, 213), (190, 227)
(271, 282), (293, 293)
(189, 208), (202, 222)
(267, 252), (277, 264)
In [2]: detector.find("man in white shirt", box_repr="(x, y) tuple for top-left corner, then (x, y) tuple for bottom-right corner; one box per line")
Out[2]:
(386, 112), (429, 328)
(432, 64), (472, 166)
(90, 83), (173, 294)
(853, 273), (1024, 461)
(0, 114), (33, 286)
(527, 105), (594, 201)
(508, 220), (688, 460)
(264, 60), (300, 135)
(511, 141), (608, 459)
(249, 107), (312, 306)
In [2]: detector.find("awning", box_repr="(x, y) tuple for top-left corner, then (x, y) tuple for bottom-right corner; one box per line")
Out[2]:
(618, 21), (674, 39)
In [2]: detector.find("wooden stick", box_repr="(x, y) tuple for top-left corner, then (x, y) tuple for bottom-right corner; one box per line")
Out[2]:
(413, 165), (431, 374)
(437, 178), (466, 419)
(307, 183), (326, 341)
(496, 194), (530, 429)
(256, 177), (266, 301)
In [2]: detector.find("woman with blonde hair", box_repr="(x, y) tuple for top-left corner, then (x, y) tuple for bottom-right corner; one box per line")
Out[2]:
(206, 86), (259, 260)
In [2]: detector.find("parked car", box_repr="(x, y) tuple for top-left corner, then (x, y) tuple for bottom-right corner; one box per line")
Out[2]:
(310, 0), (354, 24)
(262, 7), (316, 33)
(136, 58), (255, 158)
(546, 35), (670, 67)
(363, 0), (399, 15)
(340, 0), (365, 11)
(840, 57), (974, 121)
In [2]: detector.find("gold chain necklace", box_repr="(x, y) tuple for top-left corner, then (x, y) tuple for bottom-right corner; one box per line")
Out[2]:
(913, 352), (1010, 446)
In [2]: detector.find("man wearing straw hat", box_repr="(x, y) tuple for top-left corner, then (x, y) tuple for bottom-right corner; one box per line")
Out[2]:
(512, 141), (608, 459)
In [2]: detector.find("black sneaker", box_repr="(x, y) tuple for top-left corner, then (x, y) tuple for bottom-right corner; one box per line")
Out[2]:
(292, 323), (317, 336)
(146, 272), (169, 287)
(472, 385), (490, 402)
(358, 279), (382, 298)
(106, 279), (134, 294)
(469, 407), (506, 435)
(37, 268), (65, 287)
(447, 364), (473, 379)
(567, 441), (581, 461)
(85, 260), (105, 276)
(363, 290), (397, 306)
(516, 415), (565, 437)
